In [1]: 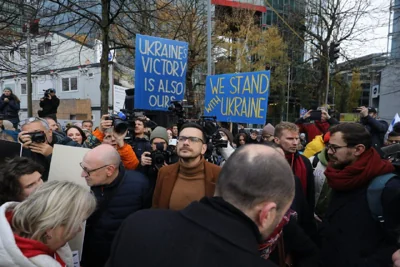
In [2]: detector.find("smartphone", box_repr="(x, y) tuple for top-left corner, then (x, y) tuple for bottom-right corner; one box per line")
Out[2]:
(309, 110), (322, 121)
(352, 108), (360, 113)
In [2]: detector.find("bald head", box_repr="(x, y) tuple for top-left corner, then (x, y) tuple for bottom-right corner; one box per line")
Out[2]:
(85, 144), (121, 167)
(215, 144), (295, 211)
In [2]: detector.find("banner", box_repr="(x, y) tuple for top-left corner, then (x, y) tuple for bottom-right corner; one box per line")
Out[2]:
(204, 70), (270, 124)
(134, 34), (188, 111)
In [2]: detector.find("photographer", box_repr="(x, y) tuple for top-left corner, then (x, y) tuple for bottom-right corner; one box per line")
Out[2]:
(139, 127), (177, 192)
(92, 114), (139, 170)
(18, 117), (80, 181)
(0, 88), (20, 129)
(296, 107), (339, 143)
(358, 106), (388, 149)
(38, 88), (60, 121)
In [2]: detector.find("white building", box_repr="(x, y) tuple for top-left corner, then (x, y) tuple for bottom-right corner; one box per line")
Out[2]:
(0, 32), (133, 125)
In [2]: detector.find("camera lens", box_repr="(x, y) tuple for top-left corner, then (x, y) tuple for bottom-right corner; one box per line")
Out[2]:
(114, 120), (128, 134)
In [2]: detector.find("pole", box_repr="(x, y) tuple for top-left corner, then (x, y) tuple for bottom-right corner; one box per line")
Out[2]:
(207, 0), (212, 75)
(27, 24), (33, 117)
(286, 64), (290, 121)
(325, 59), (330, 105)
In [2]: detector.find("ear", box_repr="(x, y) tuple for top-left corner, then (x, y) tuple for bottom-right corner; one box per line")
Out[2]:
(201, 143), (208, 155)
(106, 165), (117, 176)
(274, 136), (280, 144)
(354, 144), (366, 156)
(257, 202), (277, 229)
(45, 229), (53, 241)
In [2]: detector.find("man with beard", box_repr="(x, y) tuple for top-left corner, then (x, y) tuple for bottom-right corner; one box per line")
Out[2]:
(106, 145), (295, 267)
(152, 122), (221, 210)
(320, 122), (400, 267)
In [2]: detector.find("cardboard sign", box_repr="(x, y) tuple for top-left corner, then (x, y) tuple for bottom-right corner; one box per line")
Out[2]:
(134, 34), (188, 110)
(48, 145), (91, 261)
(204, 70), (270, 124)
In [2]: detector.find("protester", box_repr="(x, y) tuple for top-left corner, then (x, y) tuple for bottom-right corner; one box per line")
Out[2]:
(44, 117), (59, 132)
(82, 120), (94, 132)
(106, 145), (295, 267)
(235, 132), (247, 147)
(18, 117), (80, 181)
(248, 129), (260, 144)
(0, 180), (96, 267)
(0, 157), (44, 205)
(38, 88), (60, 121)
(0, 120), (18, 141)
(274, 122), (315, 213)
(0, 87), (20, 129)
(80, 144), (151, 267)
(167, 128), (173, 140)
(359, 106), (388, 149)
(320, 122), (400, 266)
(296, 107), (339, 143)
(66, 126), (87, 145)
(303, 132), (330, 158)
(131, 118), (151, 159)
(386, 130), (400, 145)
(171, 124), (179, 138)
(262, 123), (275, 142)
(152, 122), (221, 210)
(218, 127), (235, 167)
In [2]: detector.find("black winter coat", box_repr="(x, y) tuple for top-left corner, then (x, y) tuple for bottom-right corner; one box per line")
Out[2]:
(39, 95), (59, 116)
(106, 197), (278, 267)
(82, 166), (151, 267)
(360, 116), (389, 149)
(0, 94), (20, 120)
(131, 137), (151, 159)
(319, 177), (400, 267)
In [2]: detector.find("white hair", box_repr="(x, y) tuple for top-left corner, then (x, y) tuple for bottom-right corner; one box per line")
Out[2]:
(11, 180), (96, 243)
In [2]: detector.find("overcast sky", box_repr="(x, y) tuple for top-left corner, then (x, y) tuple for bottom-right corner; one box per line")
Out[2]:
(341, 0), (391, 60)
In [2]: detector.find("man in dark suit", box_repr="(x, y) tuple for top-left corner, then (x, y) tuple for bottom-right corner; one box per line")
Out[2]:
(106, 144), (295, 267)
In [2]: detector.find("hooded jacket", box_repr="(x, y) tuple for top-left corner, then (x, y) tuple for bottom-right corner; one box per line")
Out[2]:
(0, 202), (74, 267)
(0, 94), (20, 120)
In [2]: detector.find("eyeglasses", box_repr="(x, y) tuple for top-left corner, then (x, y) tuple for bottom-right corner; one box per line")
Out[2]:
(262, 135), (272, 140)
(19, 117), (49, 128)
(178, 136), (204, 144)
(326, 143), (351, 153)
(80, 162), (109, 177)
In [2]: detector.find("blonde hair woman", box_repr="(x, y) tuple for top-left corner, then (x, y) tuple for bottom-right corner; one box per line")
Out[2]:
(0, 180), (96, 267)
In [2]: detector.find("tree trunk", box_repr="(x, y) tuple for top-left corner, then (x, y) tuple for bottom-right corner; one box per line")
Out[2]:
(319, 44), (329, 105)
(100, 0), (110, 115)
(185, 59), (195, 119)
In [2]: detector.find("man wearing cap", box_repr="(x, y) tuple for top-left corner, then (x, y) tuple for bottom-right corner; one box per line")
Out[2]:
(261, 123), (275, 142)
(140, 126), (175, 192)
(358, 106), (388, 150)
(38, 88), (60, 121)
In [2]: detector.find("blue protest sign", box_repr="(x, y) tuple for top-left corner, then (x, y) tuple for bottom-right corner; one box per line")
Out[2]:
(204, 71), (270, 124)
(134, 34), (188, 110)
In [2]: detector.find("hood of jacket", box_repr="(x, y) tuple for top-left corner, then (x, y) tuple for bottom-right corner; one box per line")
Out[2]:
(0, 202), (73, 267)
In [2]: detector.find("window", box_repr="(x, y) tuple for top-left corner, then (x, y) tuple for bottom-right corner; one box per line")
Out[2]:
(21, 83), (27, 94)
(20, 48), (26, 59)
(62, 77), (78, 91)
(38, 42), (51, 56)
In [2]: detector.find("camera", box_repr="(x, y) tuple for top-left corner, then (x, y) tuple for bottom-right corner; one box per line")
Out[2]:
(381, 143), (400, 166)
(105, 112), (129, 134)
(43, 89), (53, 98)
(198, 116), (228, 149)
(26, 131), (46, 143)
(150, 143), (171, 170)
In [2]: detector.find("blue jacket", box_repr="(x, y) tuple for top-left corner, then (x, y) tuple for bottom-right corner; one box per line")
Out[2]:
(131, 137), (151, 159)
(360, 116), (388, 149)
(82, 166), (151, 267)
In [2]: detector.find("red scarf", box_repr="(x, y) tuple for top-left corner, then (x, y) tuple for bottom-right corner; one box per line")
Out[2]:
(259, 209), (296, 259)
(6, 212), (66, 267)
(325, 148), (395, 191)
(285, 153), (307, 194)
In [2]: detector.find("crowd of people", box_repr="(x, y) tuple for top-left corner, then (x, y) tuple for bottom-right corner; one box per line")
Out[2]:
(0, 102), (400, 267)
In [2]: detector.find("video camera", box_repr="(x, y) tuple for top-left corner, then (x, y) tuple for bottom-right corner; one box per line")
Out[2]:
(197, 116), (228, 149)
(105, 112), (130, 134)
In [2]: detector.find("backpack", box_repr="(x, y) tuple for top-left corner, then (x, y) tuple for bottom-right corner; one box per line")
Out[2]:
(367, 173), (397, 222)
